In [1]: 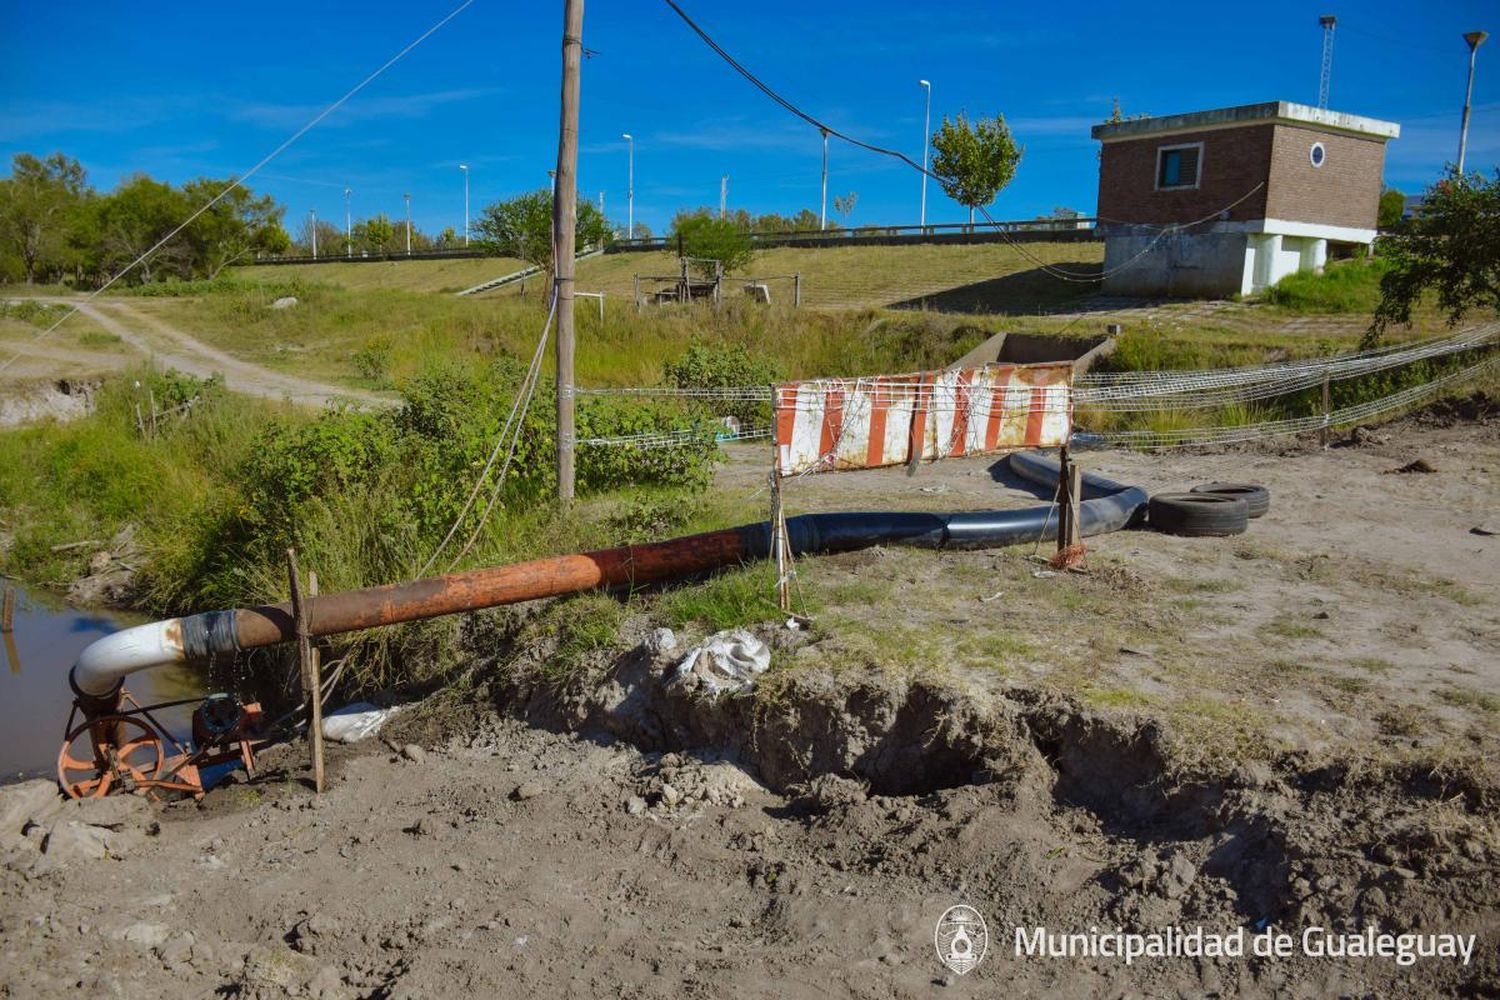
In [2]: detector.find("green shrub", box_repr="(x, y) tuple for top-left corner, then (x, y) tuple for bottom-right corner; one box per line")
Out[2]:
(664, 342), (781, 427)
(1264, 260), (1387, 313)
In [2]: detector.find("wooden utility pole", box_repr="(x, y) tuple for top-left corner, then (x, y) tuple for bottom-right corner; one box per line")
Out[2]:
(554, 0), (584, 503)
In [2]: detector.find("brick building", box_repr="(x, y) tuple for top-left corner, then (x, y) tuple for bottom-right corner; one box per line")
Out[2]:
(1091, 101), (1399, 297)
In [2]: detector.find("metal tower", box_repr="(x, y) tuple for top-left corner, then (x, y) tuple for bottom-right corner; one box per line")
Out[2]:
(1318, 15), (1337, 109)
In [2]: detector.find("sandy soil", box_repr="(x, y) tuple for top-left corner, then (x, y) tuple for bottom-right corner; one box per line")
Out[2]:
(1, 405), (1497, 999)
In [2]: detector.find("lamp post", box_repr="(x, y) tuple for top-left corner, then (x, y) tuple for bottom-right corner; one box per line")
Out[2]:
(458, 164), (470, 247)
(343, 188), (352, 258)
(1458, 30), (1489, 175)
(309, 209), (318, 259)
(920, 79), (932, 230)
(404, 192), (412, 255)
(621, 133), (634, 239)
(819, 129), (829, 231)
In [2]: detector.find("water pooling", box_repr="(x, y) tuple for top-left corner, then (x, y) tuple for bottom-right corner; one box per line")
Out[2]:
(0, 584), (205, 783)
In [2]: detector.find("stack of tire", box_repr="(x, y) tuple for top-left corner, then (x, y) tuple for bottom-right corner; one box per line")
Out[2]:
(1147, 483), (1270, 537)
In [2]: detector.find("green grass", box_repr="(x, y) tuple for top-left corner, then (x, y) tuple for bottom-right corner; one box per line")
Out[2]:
(239, 255), (529, 294)
(123, 280), (1062, 394)
(238, 241), (1105, 313)
(1263, 258), (1387, 313)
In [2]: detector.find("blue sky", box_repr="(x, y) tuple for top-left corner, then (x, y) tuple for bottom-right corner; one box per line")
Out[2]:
(1, 1), (1495, 236)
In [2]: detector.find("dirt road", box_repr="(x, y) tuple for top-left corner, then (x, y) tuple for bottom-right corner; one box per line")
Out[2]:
(3, 297), (394, 409)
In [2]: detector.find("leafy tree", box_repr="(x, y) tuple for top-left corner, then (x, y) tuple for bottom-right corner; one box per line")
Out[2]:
(473, 188), (611, 275)
(930, 112), (1023, 225)
(0, 152), (88, 283)
(364, 213), (395, 252)
(1377, 186), (1406, 229)
(93, 174), (193, 283)
(180, 178), (286, 276)
(670, 209), (754, 274)
(1371, 168), (1500, 337)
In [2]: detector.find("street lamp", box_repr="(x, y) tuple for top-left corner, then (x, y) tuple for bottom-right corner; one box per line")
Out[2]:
(458, 164), (470, 247)
(819, 129), (829, 231)
(1459, 30), (1489, 175)
(344, 188), (352, 258)
(621, 134), (634, 239)
(919, 79), (932, 230)
(309, 208), (318, 259)
(404, 193), (412, 255)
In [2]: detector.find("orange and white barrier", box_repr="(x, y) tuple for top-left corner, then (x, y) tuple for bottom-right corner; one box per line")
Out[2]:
(774, 362), (1072, 477)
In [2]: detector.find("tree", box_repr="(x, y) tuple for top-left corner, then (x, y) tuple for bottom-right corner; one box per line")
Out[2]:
(929, 112), (1023, 225)
(1371, 168), (1500, 337)
(670, 209), (753, 274)
(0, 152), (88, 283)
(364, 213), (395, 253)
(93, 174), (193, 283)
(181, 178), (285, 276)
(473, 188), (611, 275)
(1377, 186), (1406, 230)
(832, 192), (858, 228)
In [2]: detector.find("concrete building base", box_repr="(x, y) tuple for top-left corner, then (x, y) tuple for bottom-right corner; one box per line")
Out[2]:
(1101, 221), (1359, 298)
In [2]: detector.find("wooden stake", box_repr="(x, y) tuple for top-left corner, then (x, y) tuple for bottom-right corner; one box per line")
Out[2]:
(286, 549), (323, 794)
(1, 585), (13, 633)
(1065, 460), (1083, 551)
(1320, 374), (1331, 449)
(308, 570), (325, 795)
(1056, 445), (1074, 554)
(770, 472), (791, 613)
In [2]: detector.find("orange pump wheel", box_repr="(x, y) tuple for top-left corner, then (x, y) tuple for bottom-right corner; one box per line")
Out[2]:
(57, 714), (165, 799)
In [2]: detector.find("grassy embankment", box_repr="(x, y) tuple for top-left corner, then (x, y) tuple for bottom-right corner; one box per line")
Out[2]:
(1, 254), (1492, 705)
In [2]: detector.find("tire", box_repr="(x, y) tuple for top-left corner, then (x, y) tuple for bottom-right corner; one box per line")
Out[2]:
(1190, 482), (1270, 518)
(1148, 493), (1249, 537)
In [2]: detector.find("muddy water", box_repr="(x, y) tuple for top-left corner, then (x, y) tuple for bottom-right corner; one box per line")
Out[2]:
(0, 584), (204, 782)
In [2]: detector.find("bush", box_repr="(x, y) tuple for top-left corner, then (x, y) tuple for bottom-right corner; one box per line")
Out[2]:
(664, 342), (781, 427)
(671, 213), (754, 275)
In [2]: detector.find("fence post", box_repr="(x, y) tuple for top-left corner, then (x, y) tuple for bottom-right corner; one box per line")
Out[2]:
(793, 273), (802, 308)
(1320, 374), (1331, 449)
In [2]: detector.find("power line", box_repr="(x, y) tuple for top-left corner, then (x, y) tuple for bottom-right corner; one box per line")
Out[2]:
(660, 0), (1266, 286)
(0, 0), (476, 376)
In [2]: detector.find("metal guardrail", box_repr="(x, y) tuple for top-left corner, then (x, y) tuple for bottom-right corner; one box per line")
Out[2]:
(248, 247), (494, 265)
(242, 219), (1099, 266)
(612, 218), (1098, 253)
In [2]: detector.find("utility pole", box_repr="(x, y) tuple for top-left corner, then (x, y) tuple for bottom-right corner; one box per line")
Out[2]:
(555, 0), (584, 504)
(309, 209), (318, 259)
(720, 174), (728, 219)
(344, 188), (352, 258)
(599, 190), (605, 220)
(819, 129), (829, 230)
(1318, 15), (1336, 109)
(1459, 30), (1489, 174)
(404, 193), (412, 255)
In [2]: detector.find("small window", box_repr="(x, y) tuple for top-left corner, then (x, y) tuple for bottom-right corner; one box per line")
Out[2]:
(1309, 142), (1327, 167)
(1156, 143), (1202, 190)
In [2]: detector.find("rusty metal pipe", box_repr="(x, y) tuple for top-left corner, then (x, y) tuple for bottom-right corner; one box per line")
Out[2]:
(69, 452), (1146, 701)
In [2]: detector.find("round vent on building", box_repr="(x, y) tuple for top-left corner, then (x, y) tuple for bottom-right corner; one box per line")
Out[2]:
(1309, 142), (1327, 167)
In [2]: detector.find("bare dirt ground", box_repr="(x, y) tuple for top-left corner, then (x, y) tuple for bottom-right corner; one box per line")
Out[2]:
(2, 404), (1497, 999)
(2, 297), (394, 409)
